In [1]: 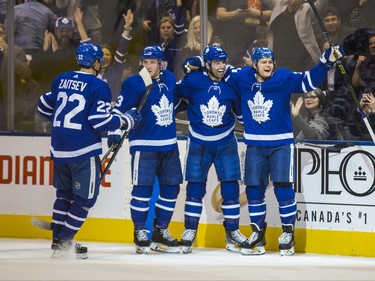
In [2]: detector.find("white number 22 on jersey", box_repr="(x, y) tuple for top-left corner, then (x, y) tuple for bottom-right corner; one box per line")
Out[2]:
(53, 91), (86, 130)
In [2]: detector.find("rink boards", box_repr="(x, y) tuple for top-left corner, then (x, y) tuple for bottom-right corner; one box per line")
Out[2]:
(1, 135), (375, 257)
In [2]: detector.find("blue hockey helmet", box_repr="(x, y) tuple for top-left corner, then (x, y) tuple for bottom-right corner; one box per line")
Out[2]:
(251, 47), (275, 65)
(76, 43), (104, 67)
(203, 45), (228, 62)
(140, 45), (163, 60)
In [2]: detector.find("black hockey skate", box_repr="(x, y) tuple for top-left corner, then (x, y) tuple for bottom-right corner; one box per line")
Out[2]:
(134, 228), (151, 254)
(51, 238), (88, 259)
(150, 226), (180, 253)
(242, 223), (267, 255)
(279, 224), (295, 256)
(225, 228), (253, 255)
(180, 229), (197, 254)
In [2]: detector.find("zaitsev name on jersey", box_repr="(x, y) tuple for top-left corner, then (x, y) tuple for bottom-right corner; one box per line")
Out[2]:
(58, 79), (88, 92)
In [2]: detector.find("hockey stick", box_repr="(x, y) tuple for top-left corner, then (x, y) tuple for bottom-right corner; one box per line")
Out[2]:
(100, 144), (115, 164)
(31, 68), (153, 232)
(100, 67), (152, 180)
(31, 217), (52, 230)
(305, 0), (375, 144)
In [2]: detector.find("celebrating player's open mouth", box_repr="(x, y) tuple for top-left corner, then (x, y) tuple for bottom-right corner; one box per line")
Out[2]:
(209, 60), (226, 81)
(255, 58), (275, 81)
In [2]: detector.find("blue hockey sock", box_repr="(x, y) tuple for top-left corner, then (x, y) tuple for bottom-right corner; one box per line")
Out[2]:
(246, 185), (267, 229)
(131, 185), (152, 229)
(274, 186), (297, 226)
(58, 203), (88, 240)
(155, 185), (180, 228)
(52, 197), (71, 239)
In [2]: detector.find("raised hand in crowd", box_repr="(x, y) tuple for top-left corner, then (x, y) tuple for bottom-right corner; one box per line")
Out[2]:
(360, 90), (375, 116)
(43, 30), (57, 52)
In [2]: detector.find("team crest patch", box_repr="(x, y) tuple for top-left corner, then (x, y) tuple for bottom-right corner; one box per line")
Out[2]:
(248, 91), (273, 124)
(151, 94), (173, 127)
(200, 96), (226, 127)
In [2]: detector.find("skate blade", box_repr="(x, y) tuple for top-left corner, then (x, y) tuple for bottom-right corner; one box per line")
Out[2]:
(241, 246), (265, 255)
(150, 243), (180, 253)
(51, 249), (75, 259)
(76, 253), (89, 259)
(135, 245), (149, 254)
(225, 243), (241, 253)
(182, 245), (193, 254)
(280, 247), (295, 256)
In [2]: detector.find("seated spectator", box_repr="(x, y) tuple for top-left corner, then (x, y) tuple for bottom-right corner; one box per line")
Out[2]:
(182, 15), (213, 59)
(316, 6), (355, 49)
(320, 31), (368, 140)
(291, 89), (330, 140)
(174, 15), (213, 80)
(359, 89), (375, 140)
(30, 16), (78, 93)
(158, 1), (186, 74)
(352, 30), (375, 93)
(0, 24), (41, 132)
(142, 0), (189, 45)
(55, 0), (103, 44)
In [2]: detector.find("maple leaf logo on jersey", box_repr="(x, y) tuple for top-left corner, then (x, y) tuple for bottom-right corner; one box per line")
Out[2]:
(200, 96), (226, 127)
(151, 94), (173, 127)
(248, 91), (273, 124)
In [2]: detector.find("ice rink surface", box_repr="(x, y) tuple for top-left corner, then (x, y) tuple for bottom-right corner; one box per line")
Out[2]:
(0, 238), (374, 281)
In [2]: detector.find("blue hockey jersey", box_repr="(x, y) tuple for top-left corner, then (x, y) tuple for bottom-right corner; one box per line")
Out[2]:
(112, 70), (179, 152)
(38, 71), (123, 163)
(176, 71), (242, 145)
(227, 63), (329, 146)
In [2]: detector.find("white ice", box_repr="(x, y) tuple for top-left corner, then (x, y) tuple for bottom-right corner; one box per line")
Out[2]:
(0, 238), (374, 280)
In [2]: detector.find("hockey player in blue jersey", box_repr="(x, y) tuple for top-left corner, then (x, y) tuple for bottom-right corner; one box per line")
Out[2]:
(109, 45), (183, 254)
(225, 46), (344, 256)
(175, 45), (253, 254)
(38, 43), (141, 259)
(183, 44), (344, 256)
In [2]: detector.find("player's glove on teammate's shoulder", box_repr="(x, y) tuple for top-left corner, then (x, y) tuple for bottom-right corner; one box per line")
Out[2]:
(182, 56), (204, 74)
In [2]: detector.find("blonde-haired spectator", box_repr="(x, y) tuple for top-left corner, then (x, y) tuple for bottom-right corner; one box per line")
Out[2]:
(174, 15), (213, 80)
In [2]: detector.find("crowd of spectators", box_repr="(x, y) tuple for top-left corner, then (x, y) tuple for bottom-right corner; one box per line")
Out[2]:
(1, 0), (374, 141)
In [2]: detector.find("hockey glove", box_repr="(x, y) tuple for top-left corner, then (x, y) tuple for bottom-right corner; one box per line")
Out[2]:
(121, 108), (142, 131)
(182, 56), (204, 74)
(320, 44), (345, 68)
(107, 129), (122, 149)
